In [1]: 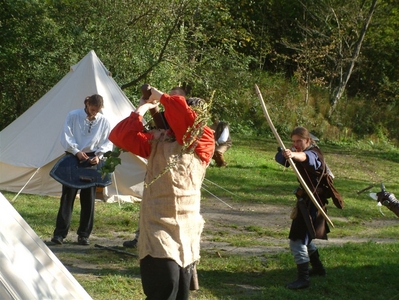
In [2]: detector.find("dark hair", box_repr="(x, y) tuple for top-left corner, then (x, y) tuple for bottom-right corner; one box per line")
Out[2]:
(170, 87), (186, 97)
(186, 97), (203, 107)
(84, 94), (104, 108)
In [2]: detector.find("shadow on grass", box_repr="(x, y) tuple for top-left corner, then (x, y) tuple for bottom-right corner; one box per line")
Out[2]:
(45, 236), (399, 300)
(192, 263), (399, 300)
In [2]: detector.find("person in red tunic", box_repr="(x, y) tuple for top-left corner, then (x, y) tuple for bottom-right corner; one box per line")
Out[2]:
(109, 86), (214, 300)
(121, 86), (188, 249)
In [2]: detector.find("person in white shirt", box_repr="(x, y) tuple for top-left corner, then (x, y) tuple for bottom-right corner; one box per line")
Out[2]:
(51, 94), (112, 246)
(210, 116), (232, 167)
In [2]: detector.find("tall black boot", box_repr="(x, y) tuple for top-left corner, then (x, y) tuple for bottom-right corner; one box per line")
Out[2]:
(309, 250), (326, 276)
(286, 262), (310, 290)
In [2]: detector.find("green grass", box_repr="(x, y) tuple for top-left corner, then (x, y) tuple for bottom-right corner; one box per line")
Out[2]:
(195, 242), (399, 300)
(2, 133), (399, 299)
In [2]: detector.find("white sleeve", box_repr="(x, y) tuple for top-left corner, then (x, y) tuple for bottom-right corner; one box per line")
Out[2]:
(60, 113), (80, 155)
(95, 120), (113, 157)
(217, 127), (229, 144)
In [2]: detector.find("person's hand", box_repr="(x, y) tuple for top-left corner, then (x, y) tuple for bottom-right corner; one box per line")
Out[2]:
(144, 100), (159, 110)
(148, 87), (164, 102)
(89, 156), (99, 165)
(138, 97), (150, 106)
(282, 149), (293, 159)
(138, 96), (159, 107)
(76, 151), (89, 161)
(135, 99), (159, 116)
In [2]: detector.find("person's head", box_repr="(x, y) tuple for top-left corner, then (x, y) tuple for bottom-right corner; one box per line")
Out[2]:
(84, 94), (104, 118)
(164, 96), (204, 126)
(185, 97), (204, 107)
(169, 87), (186, 97)
(211, 115), (220, 124)
(290, 126), (315, 152)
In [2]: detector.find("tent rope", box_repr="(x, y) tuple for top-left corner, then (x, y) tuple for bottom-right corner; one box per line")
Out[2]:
(204, 178), (240, 198)
(11, 167), (41, 203)
(201, 184), (234, 209)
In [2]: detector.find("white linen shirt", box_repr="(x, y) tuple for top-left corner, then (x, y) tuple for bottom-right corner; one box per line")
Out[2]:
(217, 126), (230, 144)
(60, 109), (113, 157)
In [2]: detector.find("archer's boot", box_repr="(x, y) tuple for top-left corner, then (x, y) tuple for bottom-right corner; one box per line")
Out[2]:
(286, 262), (310, 290)
(213, 151), (226, 167)
(309, 250), (326, 276)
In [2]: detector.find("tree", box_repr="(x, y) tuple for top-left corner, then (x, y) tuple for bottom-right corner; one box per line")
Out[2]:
(0, 0), (68, 130)
(273, 0), (379, 116)
(328, 0), (378, 117)
(0, 0), (255, 130)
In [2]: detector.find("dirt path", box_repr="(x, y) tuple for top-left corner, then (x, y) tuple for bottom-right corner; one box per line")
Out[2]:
(199, 198), (397, 256)
(200, 199), (288, 255)
(46, 197), (397, 273)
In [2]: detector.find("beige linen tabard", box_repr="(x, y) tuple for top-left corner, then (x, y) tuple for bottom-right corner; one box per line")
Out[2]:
(138, 137), (206, 268)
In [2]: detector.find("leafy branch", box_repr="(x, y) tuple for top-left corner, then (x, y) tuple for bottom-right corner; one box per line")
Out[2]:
(100, 147), (126, 178)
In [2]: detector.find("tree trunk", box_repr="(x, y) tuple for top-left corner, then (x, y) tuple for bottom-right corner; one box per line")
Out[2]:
(328, 0), (379, 118)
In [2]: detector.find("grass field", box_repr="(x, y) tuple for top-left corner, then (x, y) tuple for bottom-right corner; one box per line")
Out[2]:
(2, 134), (399, 299)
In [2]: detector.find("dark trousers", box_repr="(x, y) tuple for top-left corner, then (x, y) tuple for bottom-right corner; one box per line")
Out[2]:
(53, 185), (96, 238)
(140, 255), (193, 300)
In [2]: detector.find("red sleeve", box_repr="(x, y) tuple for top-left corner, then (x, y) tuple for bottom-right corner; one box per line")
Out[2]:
(161, 94), (215, 164)
(109, 112), (153, 158)
(195, 126), (215, 164)
(160, 94), (195, 143)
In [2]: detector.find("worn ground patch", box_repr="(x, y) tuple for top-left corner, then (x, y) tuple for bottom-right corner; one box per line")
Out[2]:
(46, 196), (397, 272)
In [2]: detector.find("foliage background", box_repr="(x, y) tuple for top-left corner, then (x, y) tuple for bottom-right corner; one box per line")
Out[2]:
(1, 0), (398, 144)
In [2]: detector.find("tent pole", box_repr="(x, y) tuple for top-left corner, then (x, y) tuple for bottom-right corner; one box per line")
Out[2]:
(11, 167), (41, 203)
(112, 172), (122, 208)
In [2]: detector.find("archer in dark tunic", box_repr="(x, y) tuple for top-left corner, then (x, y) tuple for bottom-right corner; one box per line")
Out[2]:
(275, 127), (331, 290)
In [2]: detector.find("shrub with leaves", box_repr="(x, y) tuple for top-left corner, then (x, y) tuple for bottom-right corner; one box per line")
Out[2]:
(100, 147), (125, 178)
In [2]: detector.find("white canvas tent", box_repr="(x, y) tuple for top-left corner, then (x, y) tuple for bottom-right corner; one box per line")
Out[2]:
(0, 50), (147, 202)
(0, 191), (92, 299)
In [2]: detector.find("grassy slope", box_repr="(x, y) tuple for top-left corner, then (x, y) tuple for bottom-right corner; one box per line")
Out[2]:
(3, 133), (399, 299)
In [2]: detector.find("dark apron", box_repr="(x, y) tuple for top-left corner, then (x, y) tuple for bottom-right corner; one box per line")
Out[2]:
(50, 153), (111, 189)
